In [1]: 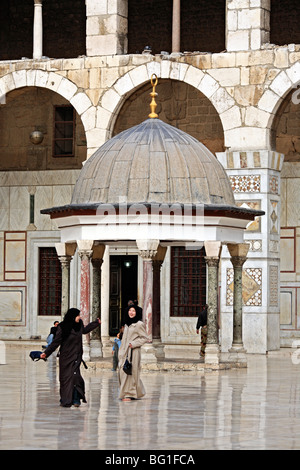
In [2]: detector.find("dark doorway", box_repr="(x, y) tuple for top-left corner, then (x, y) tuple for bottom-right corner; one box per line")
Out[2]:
(109, 255), (138, 336)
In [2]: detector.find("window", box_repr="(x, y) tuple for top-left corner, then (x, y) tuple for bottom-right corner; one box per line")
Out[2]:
(170, 247), (206, 317)
(53, 105), (75, 157)
(39, 248), (62, 316)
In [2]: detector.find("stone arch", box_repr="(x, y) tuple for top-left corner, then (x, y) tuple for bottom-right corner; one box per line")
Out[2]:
(257, 63), (300, 132)
(0, 70), (97, 151)
(98, 61), (237, 144)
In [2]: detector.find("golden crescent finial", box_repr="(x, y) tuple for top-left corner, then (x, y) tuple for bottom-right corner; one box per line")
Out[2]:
(149, 74), (158, 118)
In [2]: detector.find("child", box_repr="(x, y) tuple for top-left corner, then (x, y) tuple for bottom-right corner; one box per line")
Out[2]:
(112, 327), (124, 371)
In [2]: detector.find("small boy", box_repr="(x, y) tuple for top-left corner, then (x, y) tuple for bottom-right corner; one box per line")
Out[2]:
(112, 326), (124, 371)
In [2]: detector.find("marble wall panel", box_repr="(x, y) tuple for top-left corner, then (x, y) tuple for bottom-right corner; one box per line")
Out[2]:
(280, 178), (287, 227)
(280, 237), (295, 272)
(9, 187), (29, 231)
(0, 187), (9, 231)
(0, 288), (25, 323)
(34, 186), (53, 231)
(280, 289), (294, 326)
(4, 232), (26, 281)
(0, 234), (3, 281)
(286, 179), (300, 227)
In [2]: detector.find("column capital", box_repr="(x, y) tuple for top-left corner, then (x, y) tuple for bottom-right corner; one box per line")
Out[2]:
(34, 0), (43, 5)
(78, 249), (93, 260)
(77, 240), (94, 259)
(230, 256), (247, 268)
(58, 255), (72, 268)
(204, 256), (220, 268)
(136, 239), (160, 260)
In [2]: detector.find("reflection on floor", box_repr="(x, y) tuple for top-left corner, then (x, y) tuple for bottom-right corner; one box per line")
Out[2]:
(0, 344), (300, 450)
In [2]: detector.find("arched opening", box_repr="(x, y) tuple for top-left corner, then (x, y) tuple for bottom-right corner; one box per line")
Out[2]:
(127, 0), (225, 54)
(270, 0), (300, 46)
(0, 87), (87, 171)
(113, 79), (224, 155)
(0, 0), (86, 61)
(274, 89), (300, 344)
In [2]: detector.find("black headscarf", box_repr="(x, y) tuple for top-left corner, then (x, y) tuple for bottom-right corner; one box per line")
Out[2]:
(60, 308), (82, 341)
(124, 305), (140, 327)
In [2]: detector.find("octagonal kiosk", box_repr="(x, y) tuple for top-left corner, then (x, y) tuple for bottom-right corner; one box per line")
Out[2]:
(42, 77), (263, 365)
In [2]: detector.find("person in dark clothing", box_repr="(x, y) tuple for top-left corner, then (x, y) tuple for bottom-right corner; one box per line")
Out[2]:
(40, 308), (101, 407)
(196, 304), (208, 358)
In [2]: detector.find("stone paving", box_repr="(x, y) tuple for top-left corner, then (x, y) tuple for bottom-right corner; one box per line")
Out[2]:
(1, 342), (300, 451)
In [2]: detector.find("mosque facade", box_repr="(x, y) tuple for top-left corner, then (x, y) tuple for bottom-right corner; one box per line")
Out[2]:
(0, 1), (299, 359)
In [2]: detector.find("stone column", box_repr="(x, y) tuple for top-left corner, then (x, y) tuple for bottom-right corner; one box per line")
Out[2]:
(77, 240), (93, 361)
(100, 247), (112, 358)
(227, 243), (250, 363)
(172, 0), (181, 53)
(204, 241), (222, 364)
(90, 244), (106, 360)
(55, 242), (77, 319)
(136, 239), (159, 363)
(152, 246), (167, 359)
(33, 0), (43, 59)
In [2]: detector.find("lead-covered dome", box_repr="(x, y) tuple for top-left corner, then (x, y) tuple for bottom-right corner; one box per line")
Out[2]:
(71, 118), (235, 207)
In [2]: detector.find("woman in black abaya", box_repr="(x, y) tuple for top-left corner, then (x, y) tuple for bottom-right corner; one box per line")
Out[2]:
(41, 308), (101, 407)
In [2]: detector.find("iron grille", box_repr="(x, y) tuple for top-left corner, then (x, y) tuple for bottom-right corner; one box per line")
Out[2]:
(38, 247), (62, 316)
(170, 246), (206, 317)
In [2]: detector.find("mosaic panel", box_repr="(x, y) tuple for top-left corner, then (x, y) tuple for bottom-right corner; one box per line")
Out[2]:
(270, 200), (278, 234)
(226, 268), (262, 306)
(229, 175), (260, 193)
(247, 239), (262, 252)
(269, 265), (278, 307)
(269, 176), (279, 195)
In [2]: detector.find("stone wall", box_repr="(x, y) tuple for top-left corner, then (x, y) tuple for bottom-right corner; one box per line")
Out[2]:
(0, 87), (86, 171)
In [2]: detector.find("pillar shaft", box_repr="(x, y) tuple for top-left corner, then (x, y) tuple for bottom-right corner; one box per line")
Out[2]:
(227, 243), (249, 358)
(78, 249), (92, 328)
(33, 0), (43, 59)
(230, 256), (247, 346)
(172, 0), (181, 52)
(91, 258), (102, 341)
(152, 259), (163, 340)
(58, 255), (72, 319)
(205, 257), (220, 345)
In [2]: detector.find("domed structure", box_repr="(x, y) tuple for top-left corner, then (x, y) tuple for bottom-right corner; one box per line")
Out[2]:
(71, 118), (235, 207)
(42, 76), (263, 244)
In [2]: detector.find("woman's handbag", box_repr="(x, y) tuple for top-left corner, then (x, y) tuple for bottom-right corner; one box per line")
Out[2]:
(123, 348), (132, 375)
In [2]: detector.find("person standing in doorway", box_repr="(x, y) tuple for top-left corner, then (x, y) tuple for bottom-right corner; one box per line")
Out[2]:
(196, 304), (208, 358)
(40, 308), (101, 407)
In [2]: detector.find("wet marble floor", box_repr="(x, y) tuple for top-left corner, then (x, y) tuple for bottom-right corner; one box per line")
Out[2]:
(0, 344), (300, 450)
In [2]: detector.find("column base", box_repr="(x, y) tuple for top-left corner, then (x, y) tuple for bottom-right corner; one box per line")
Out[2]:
(141, 343), (162, 363)
(204, 343), (220, 365)
(82, 339), (90, 362)
(90, 339), (103, 360)
(101, 336), (113, 358)
(152, 339), (165, 360)
(228, 344), (247, 363)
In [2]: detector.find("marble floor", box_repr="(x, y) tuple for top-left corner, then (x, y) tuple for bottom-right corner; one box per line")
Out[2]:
(0, 343), (300, 451)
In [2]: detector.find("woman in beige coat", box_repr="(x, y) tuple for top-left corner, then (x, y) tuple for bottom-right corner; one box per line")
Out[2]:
(118, 305), (149, 401)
